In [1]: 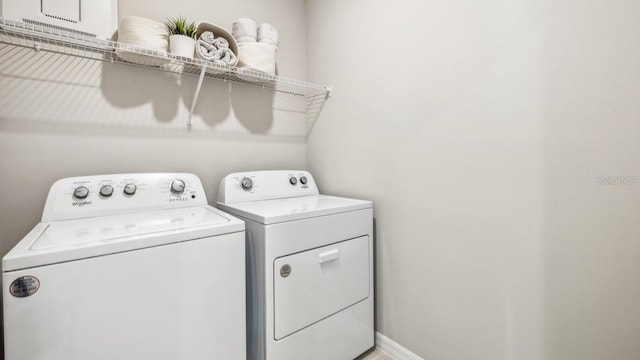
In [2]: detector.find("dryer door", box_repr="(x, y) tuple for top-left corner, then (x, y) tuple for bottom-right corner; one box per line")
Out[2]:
(273, 235), (370, 340)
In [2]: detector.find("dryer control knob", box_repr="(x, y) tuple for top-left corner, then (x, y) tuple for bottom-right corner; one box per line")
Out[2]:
(99, 185), (114, 197)
(170, 180), (186, 194)
(299, 176), (308, 185)
(123, 183), (137, 196)
(73, 186), (89, 199)
(289, 177), (298, 185)
(241, 177), (253, 191)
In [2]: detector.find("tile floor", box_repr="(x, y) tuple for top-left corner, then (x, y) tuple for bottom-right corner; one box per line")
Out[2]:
(357, 348), (394, 360)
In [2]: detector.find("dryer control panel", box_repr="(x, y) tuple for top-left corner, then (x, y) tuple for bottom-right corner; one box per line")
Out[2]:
(218, 170), (319, 204)
(42, 173), (207, 222)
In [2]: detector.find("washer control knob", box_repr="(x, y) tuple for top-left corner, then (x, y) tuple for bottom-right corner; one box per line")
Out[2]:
(241, 177), (253, 191)
(123, 183), (137, 196)
(170, 179), (186, 194)
(99, 185), (114, 197)
(300, 176), (308, 185)
(73, 186), (89, 199)
(289, 177), (298, 185)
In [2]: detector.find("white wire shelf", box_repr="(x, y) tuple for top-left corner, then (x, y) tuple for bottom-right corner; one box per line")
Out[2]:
(0, 17), (331, 127)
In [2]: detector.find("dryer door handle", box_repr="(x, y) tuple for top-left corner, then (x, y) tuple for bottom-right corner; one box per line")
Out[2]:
(318, 249), (340, 264)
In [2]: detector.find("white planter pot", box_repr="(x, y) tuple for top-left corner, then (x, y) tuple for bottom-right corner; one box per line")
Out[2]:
(169, 34), (195, 58)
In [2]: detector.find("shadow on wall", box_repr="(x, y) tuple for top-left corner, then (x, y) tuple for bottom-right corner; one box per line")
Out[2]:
(100, 62), (183, 123)
(229, 83), (275, 133)
(101, 62), (275, 133)
(0, 46), (285, 139)
(179, 74), (231, 128)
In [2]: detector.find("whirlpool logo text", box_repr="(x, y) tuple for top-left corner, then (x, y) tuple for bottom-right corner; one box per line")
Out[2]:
(72, 200), (92, 207)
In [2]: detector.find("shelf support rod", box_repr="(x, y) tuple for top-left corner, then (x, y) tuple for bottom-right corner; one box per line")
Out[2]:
(187, 63), (208, 126)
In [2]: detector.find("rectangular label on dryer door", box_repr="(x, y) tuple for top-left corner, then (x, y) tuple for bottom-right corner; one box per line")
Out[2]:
(273, 236), (370, 340)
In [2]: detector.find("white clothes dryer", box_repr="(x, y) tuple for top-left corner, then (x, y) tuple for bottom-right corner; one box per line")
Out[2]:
(217, 170), (374, 360)
(3, 173), (246, 360)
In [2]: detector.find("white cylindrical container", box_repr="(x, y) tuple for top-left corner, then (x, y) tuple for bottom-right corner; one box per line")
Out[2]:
(169, 34), (195, 58)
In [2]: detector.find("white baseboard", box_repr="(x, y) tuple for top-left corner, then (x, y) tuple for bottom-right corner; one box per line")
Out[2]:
(376, 332), (424, 360)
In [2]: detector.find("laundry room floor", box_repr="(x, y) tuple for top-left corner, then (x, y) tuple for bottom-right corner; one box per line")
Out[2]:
(358, 348), (393, 360)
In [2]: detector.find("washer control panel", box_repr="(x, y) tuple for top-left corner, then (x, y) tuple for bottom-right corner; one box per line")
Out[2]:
(218, 170), (319, 204)
(43, 173), (207, 222)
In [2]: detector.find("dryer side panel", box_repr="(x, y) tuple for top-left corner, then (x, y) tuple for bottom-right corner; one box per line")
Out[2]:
(243, 218), (267, 360)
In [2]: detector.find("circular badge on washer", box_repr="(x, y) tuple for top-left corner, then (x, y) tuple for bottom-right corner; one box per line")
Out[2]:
(280, 264), (292, 278)
(10, 275), (40, 298)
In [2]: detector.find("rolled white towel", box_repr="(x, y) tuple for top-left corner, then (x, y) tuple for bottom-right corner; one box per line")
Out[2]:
(215, 48), (237, 66)
(257, 23), (278, 46)
(237, 43), (277, 74)
(199, 31), (215, 44)
(196, 39), (220, 61)
(212, 37), (229, 49)
(232, 18), (257, 43)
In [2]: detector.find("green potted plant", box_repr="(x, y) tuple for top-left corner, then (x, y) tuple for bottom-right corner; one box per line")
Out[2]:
(166, 16), (197, 58)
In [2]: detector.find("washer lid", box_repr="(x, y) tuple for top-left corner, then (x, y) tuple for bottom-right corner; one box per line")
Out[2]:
(2, 206), (243, 272)
(217, 195), (372, 225)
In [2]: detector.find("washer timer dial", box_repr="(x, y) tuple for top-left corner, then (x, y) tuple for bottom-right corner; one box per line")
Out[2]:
(241, 177), (253, 191)
(170, 179), (186, 194)
(99, 185), (114, 197)
(123, 183), (137, 196)
(73, 186), (89, 199)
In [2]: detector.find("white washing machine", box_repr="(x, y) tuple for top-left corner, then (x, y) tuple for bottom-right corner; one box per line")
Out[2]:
(2, 173), (246, 360)
(217, 170), (374, 360)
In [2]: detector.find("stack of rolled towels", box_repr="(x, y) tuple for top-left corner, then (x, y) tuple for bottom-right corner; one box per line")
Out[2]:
(195, 31), (237, 66)
(232, 18), (278, 75)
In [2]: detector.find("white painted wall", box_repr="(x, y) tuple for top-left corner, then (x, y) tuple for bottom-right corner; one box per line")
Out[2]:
(0, 1), (307, 355)
(3, 0), (640, 359)
(307, 0), (640, 359)
(0, 0), (308, 255)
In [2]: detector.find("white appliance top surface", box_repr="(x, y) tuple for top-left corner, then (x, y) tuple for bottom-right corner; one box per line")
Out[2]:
(3, 205), (243, 272)
(217, 194), (372, 225)
(35, 206), (230, 250)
